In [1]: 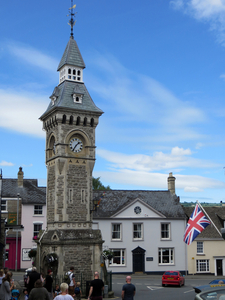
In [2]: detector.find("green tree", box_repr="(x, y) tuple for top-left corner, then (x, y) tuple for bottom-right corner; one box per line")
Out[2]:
(92, 177), (111, 190)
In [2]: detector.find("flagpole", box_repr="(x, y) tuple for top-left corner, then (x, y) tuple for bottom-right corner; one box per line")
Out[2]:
(196, 200), (222, 237)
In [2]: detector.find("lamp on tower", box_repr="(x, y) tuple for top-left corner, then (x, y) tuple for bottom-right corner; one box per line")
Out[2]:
(90, 193), (105, 214)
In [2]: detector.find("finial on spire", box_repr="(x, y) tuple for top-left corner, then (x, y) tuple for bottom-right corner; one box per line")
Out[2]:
(67, 0), (77, 39)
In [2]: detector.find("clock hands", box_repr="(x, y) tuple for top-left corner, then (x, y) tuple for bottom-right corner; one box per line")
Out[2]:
(72, 141), (81, 152)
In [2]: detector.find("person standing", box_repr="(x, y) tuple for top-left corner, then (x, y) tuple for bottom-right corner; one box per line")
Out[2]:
(121, 276), (136, 300)
(54, 283), (73, 300)
(45, 269), (53, 300)
(0, 271), (14, 300)
(27, 267), (42, 294)
(88, 271), (104, 300)
(66, 267), (75, 297)
(28, 279), (50, 300)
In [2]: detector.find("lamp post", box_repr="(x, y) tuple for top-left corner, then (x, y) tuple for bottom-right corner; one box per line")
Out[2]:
(15, 193), (19, 271)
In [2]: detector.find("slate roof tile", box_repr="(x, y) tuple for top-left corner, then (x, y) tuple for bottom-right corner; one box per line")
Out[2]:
(1, 179), (46, 205)
(93, 190), (185, 219)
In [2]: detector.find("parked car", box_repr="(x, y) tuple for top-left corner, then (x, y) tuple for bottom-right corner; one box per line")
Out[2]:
(194, 286), (225, 300)
(24, 267), (32, 287)
(162, 271), (185, 287)
(194, 279), (225, 293)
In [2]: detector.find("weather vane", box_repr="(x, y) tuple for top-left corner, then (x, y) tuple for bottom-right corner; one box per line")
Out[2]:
(67, 0), (77, 39)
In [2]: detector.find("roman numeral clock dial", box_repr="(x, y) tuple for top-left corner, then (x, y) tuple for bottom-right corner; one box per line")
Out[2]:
(69, 138), (83, 153)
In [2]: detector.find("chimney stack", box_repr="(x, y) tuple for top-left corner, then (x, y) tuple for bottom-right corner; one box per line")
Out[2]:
(17, 167), (24, 187)
(168, 172), (176, 195)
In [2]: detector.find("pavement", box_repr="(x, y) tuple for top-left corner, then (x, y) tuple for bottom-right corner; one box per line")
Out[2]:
(12, 271), (221, 300)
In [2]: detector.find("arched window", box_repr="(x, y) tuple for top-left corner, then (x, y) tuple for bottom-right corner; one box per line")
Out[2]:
(76, 116), (80, 125)
(62, 115), (66, 124)
(83, 117), (87, 126)
(73, 69), (76, 75)
(68, 69), (71, 74)
(90, 118), (94, 127)
(78, 70), (80, 76)
(69, 116), (73, 125)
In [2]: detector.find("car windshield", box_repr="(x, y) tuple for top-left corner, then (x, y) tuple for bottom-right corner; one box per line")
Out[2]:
(201, 290), (225, 300)
(164, 272), (178, 275)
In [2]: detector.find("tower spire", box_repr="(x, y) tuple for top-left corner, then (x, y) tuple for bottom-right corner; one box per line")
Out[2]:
(68, 0), (77, 39)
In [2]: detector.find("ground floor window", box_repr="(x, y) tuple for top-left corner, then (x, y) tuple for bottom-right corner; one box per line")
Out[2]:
(33, 223), (42, 238)
(196, 259), (209, 272)
(158, 248), (174, 264)
(109, 249), (125, 266)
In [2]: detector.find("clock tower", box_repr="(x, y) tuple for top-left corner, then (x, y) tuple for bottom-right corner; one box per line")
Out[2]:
(38, 5), (104, 279)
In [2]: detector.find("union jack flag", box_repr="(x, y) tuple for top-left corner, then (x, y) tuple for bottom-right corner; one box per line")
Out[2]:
(184, 204), (211, 245)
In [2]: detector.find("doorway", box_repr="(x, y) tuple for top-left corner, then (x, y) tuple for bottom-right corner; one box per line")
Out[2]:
(132, 246), (145, 273)
(216, 259), (223, 276)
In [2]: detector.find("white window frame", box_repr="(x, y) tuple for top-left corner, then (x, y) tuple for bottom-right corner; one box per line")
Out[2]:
(133, 223), (143, 240)
(109, 249), (125, 266)
(34, 205), (43, 215)
(161, 223), (171, 240)
(33, 222), (43, 238)
(158, 248), (174, 265)
(1, 199), (7, 212)
(111, 223), (122, 241)
(197, 241), (204, 254)
(196, 259), (209, 273)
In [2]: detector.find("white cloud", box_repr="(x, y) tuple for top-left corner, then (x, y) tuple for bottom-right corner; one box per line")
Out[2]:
(97, 147), (221, 172)
(0, 89), (46, 137)
(6, 42), (58, 72)
(170, 0), (225, 45)
(87, 53), (207, 145)
(94, 170), (225, 191)
(0, 161), (14, 166)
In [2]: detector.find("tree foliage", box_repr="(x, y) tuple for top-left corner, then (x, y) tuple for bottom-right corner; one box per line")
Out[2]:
(92, 177), (111, 190)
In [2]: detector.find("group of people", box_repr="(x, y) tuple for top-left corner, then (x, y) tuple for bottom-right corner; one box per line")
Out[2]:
(25, 266), (105, 300)
(0, 265), (136, 300)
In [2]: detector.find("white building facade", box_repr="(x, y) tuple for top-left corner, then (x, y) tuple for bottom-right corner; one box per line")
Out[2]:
(93, 177), (187, 274)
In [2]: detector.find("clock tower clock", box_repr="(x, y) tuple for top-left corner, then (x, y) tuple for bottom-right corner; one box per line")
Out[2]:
(38, 5), (104, 279)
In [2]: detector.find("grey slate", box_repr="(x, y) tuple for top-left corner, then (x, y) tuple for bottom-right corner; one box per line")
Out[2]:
(40, 81), (103, 118)
(1, 179), (46, 205)
(57, 37), (86, 71)
(183, 206), (224, 239)
(93, 190), (185, 219)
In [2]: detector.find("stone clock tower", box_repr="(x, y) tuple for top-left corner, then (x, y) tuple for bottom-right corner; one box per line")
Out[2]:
(38, 7), (104, 280)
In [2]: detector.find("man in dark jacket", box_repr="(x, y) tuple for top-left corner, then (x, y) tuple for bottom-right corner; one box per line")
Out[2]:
(122, 276), (136, 300)
(27, 267), (42, 295)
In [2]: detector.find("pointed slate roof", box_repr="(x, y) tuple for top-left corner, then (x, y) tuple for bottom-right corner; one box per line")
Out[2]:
(93, 190), (185, 219)
(40, 81), (103, 119)
(57, 37), (86, 71)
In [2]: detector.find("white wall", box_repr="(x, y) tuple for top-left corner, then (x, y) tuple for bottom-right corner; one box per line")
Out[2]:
(21, 204), (47, 269)
(96, 218), (187, 273)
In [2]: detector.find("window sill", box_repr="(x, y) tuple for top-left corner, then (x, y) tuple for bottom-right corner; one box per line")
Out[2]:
(160, 238), (171, 241)
(109, 265), (126, 267)
(111, 239), (122, 242)
(133, 239), (144, 241)
(197, 254), (205, 256)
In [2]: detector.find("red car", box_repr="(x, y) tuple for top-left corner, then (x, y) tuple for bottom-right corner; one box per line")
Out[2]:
(162, 271), (185, 287)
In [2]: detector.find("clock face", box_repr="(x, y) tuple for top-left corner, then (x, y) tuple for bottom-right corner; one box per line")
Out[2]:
(134, 206), (141, 215)
(69, 138), (83, 153)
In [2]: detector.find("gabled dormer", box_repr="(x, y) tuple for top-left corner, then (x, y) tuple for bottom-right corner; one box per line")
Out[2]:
(57, 36), (86, 84)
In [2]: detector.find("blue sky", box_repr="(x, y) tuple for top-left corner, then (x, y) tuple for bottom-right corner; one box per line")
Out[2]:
(1, 0), (225, 203)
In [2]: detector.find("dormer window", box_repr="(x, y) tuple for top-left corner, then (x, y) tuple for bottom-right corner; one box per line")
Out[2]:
(51, 96), (57, 106)
(73, 94), (83, 104)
